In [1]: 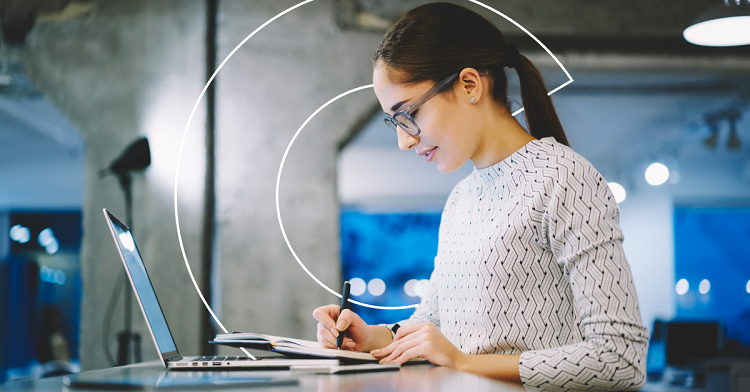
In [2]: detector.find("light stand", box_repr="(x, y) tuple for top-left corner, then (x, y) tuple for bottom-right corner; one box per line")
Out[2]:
(100, 137), (151, 366)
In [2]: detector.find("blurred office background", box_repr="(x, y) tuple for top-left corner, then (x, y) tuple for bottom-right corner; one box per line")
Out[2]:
(1, 0), (748, 387)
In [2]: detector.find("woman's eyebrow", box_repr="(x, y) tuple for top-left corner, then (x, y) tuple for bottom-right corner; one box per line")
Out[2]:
(389, 98), (412, 113)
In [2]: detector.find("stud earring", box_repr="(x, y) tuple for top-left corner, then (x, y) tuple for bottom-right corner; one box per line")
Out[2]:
(470, 97), (476, 103)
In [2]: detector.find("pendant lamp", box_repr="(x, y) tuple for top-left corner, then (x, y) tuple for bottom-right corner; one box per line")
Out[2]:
(683, 0), (750, 47)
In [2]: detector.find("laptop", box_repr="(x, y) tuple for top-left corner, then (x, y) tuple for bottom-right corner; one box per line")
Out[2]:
(102, 208), (339, 369)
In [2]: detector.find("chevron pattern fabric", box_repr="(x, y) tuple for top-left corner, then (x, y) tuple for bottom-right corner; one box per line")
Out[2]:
(389, 137), (649, 391)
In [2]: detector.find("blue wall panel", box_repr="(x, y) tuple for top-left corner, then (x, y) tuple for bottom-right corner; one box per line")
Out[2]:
(340, 210), (441, 325)
(674, 208), (750, 344)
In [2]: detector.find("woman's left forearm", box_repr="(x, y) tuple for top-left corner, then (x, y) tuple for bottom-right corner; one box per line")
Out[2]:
(454, 353), (523, 385)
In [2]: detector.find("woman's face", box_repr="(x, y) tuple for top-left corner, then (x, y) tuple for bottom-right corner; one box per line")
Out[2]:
(373, 65), (479, 174)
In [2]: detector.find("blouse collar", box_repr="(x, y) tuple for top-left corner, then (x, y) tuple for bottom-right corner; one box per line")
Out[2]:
(472, 137), (553, 183)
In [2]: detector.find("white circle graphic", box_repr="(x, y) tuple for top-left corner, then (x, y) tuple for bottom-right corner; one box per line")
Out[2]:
(174, 0), (575, 329)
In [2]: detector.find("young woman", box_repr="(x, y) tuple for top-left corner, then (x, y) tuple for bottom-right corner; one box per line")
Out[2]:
(313, 3), (648, 390)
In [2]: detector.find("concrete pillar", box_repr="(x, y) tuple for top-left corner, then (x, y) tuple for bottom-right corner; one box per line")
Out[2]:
(24, 0), (208, 370)
(214, 0), (382, 344)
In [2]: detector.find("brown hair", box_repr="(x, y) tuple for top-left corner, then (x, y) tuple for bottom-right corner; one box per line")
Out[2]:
(373, 2), (569, 147)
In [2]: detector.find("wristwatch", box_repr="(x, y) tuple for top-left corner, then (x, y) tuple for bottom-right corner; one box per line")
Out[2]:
(379, 323), (401, 339)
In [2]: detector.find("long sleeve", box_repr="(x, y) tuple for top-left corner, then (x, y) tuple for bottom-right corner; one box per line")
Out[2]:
(382, 259), (441, 332)
(381, 176), (471, 333)
(518, 159), (649, 391)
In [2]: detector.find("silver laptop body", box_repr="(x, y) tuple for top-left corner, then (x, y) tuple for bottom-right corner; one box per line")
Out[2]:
(103, 208), (338, 369)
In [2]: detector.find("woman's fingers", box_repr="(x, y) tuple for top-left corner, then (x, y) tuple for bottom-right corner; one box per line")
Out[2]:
(393, 322), (428, 342)
(312, 305), (338, 328)
(372, 326), (422, 357)
(319, 335), (356, 350)
(392, 346), (422, 365)
(317, 323), (338, 348)
(313, 305), (343, 338)
(336, 309), (355, 331)
(379, 334), (424, 363)
(317, 323), (357, 349)
(314, 305), (369, 352)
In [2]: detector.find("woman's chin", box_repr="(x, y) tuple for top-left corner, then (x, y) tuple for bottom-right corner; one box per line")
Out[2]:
(435, 160), (460, 174)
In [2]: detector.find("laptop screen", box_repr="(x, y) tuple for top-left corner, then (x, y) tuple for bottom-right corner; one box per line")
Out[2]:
(104, 210), (178, 357)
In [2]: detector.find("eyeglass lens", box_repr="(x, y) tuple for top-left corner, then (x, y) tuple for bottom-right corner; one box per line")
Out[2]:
(385, 113), (419, 136)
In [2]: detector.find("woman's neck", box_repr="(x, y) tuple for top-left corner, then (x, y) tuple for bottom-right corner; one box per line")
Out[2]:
(470, 105), (537, 169)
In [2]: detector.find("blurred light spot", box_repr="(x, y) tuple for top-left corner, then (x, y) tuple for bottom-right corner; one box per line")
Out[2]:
(676, 279), (689, 295)
(54, 269), (66, 285)
(415, 279), (429, 297)
(349, 278), (366, 296)
(38, 228), (55, 247)
(40, 266), (66, 285)
(10, 225), (31, 244)
(608, 182), (626, 204)
(699, 279), (710, 295)
(746, 280), (750, 294)
(367, 278), (386, 296)
(404, 279), (418, 297)
(45, 238), (59, 255)
(645, 163), (669, 186)
(413, 280), (423, 296)
(40, 266), (52, 283)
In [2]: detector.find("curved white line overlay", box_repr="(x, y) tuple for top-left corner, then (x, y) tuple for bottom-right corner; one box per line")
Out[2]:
(174, 0), (575, 336)
(274, 84), (416, 310)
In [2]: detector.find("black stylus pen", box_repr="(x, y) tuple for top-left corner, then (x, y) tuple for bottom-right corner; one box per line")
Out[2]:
(337, 281), (351, 349)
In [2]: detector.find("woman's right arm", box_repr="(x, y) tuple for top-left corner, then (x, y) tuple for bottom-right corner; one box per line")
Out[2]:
(312, 305), (393, 352)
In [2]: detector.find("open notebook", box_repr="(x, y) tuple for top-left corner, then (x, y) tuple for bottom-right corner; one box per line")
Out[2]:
(211, 333), (428, 364)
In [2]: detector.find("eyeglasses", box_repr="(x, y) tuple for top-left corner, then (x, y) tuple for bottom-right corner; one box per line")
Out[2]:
(383, 71), (460, 137)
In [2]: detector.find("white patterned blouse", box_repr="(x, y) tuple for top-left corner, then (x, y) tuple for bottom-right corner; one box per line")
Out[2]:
(387, 136), (649, 391)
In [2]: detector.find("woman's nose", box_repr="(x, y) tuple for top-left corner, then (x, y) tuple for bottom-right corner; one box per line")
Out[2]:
(396, 128), (418, 151)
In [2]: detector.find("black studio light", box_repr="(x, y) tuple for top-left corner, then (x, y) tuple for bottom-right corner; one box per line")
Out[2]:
(100, 137), (151, 367)
(100, 137), (151, 179)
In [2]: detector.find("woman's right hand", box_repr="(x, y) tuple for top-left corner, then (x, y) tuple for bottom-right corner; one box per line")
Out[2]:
(313, 304), (371, 352)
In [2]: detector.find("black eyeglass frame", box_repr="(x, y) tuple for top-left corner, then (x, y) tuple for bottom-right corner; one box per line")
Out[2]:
(383, 71), (461, 137)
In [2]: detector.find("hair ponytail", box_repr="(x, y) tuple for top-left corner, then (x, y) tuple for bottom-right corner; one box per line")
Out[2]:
(374, 2), (570, 147)
(514, 55), (570, 146)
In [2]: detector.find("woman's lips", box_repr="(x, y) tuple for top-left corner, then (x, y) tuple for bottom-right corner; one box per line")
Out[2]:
(425, 147), (437, 162)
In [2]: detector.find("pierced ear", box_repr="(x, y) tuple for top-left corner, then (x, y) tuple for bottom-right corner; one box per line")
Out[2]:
(459, 68), (483, 101)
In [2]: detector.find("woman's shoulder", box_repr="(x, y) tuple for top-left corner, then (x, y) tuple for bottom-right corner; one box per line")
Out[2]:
(448, 172), (473, 198)
(532, 136), (604, 186)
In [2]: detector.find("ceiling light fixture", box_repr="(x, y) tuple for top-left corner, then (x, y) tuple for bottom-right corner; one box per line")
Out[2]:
(684, 0), (750, 47)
